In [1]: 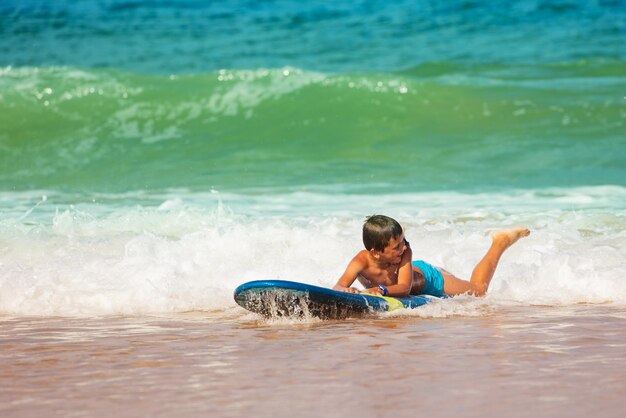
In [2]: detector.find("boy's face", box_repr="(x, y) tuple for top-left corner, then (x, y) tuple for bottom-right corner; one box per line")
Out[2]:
(376, 234), (406, 264)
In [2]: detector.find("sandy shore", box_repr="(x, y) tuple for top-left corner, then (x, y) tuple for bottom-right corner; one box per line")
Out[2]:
(1, 304), (624, 418)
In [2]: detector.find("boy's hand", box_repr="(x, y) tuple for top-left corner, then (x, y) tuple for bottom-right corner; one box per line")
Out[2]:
(361, 287), (383, 296)
(333, 284), (361, 293)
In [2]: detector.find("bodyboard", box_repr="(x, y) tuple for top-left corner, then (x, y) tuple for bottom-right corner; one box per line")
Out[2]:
(234, 280), (436, 319)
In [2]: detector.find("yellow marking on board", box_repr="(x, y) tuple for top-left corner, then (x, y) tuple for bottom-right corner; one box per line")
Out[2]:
(362, 293), (405, 311)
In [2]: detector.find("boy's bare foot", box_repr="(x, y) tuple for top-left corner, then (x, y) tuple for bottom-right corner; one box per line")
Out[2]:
(492, 227), (530, 249)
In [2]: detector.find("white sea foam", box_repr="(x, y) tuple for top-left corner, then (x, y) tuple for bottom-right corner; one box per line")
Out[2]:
(1, 187), (625, 316)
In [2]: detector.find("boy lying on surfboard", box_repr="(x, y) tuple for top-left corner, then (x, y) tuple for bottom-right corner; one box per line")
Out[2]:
(333, 215), (529, 297)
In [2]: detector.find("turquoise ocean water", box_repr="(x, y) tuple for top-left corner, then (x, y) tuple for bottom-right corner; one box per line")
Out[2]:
(1, 0), (625, 315)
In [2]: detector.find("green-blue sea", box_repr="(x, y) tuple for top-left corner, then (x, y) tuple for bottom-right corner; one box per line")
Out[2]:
(1, 0), (625, 314)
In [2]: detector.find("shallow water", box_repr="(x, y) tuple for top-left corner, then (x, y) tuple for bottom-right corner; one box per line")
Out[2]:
(2, 304), (624, 418)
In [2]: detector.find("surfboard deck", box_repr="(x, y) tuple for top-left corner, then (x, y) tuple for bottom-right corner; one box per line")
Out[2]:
(234, 280), (437, 319)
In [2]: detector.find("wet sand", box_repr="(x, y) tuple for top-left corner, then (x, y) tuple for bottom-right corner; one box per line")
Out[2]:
(1, 305), (624, 418)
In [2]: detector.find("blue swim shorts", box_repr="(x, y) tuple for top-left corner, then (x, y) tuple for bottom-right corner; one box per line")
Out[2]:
(411, 260), (445, 297)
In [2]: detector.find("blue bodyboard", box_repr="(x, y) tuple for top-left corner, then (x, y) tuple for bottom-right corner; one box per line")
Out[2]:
(234, 280), (436, 319)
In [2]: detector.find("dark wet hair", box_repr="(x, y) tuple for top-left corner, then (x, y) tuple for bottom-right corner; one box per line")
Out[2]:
(362, 215), (403, 251)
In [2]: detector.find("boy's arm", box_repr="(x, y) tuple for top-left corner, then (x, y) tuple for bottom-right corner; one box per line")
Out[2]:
(381, 263), (412, 297)
(362, 247), (413, 297)
(385, 247), (413, 297)
(332, 254), (365, 294)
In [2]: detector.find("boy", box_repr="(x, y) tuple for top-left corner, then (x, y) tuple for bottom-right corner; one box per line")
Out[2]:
(333, 215), (530, 297)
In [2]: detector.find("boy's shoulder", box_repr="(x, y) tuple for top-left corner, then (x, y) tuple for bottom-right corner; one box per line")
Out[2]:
(351, 250), (370, 267)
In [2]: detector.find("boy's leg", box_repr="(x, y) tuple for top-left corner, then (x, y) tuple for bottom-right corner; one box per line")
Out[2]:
(440, 269), (472, 295)
(441, 227), (530, 296)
